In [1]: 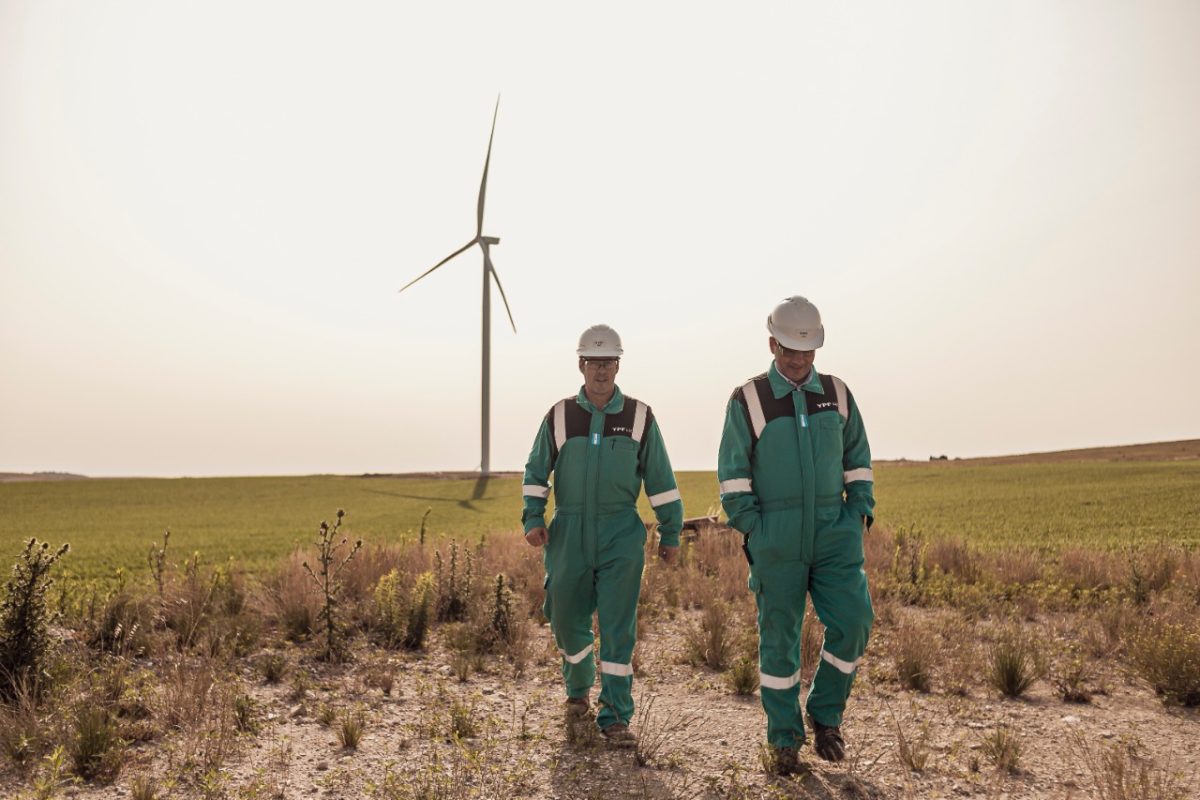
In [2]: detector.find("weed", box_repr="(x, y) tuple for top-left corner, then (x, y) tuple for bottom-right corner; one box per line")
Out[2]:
(448, 697), (479, 740)
(1126, 612), (1200, 706)
(893, 622), (934, 692)
(302, 509), (364, 662)
(987, 626), (1042, 698)
(371, 568), (409, 648)
(633, 693), (701, 768)
(129, 774), (159, 800)
(403, 572), (435, 650)
(337, 707), (367, 749)
(1051, 646), (1094, 703)
(684, 600), (736, 671)
(317, 703), (337, 727)
(1073, 732), (1190, 800)
(234, 693), (258, 733)
(69, 705), (122, 781)
(800, 607), (824, 684)
(896, 720), (931, 772)
(725, 654), (759, 695)
(263, 553), (316, 642)
(434, 540), (475, 623)
(257, 652), (288, 684)
(23, 745), (76, 800)
(981, 723), (1021, 773)
(0, 539), (69, 700)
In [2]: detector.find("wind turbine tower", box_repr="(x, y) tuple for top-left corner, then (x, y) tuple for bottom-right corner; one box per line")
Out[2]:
(400, 98), (515, 476)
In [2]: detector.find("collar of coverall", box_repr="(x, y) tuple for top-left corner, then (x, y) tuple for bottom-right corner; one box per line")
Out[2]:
(768, 362), (823, 399)
(576, 384), (625, 414)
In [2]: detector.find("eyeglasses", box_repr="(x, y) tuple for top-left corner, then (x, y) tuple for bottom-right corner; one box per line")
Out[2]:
(582, 358), (619, 369)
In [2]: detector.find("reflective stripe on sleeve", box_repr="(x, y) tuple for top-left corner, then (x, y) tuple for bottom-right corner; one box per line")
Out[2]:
(648, 488), (681, 508)
(759, 668), (802, 691)
(719, 478), (753, 495)
(522, 484), (550, 499)
(631, 401), (649, 444)
(600, 661), (634, 677)
(559, 644), (593, 665)
(553, 400), (567, 452)
(821, 649), (862, 675)
(843, 468), (873, 483)
(741, 380), (767, 438)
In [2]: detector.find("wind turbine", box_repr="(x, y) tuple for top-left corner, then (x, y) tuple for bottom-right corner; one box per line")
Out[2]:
(400, 97), (515, 477)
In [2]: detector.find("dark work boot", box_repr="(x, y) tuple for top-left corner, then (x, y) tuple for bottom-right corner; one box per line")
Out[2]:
(811, 719), (846, 762)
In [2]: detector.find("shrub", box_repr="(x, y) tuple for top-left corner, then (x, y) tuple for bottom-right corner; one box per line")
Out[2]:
(0, 539), (69, 700)
(1126, 615), (1200, 706)
(448, 698), (478, 740)
(987, 626), (1042, 698)
(683, 600), (736, 671)
(403, 572), (435, 650)
(371, 569), (409, 648)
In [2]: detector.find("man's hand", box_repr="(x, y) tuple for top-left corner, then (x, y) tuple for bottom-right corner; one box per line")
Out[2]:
(524, 527), (548, 548)
(658, 545), (678, 564)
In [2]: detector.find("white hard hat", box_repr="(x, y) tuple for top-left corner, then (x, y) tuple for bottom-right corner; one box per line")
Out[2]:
(577, 324), (623, 357)
(767, 296), (824, 350)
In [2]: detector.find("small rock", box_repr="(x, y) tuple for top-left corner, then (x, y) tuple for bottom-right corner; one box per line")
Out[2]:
(482, 687), (495, 695)
(1100, 730), (1115, 739)
(316, 761), (329, 771)
(1061, 715), (1080, 724)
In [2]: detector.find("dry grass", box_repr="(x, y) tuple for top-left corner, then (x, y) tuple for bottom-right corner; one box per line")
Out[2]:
(892, 621), (935, 692)
(986, 625), (1043, 698)
(1072, 732), (1191, 800)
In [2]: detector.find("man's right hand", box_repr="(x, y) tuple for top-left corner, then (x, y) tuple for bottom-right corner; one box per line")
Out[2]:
(524, 527), (548, 548)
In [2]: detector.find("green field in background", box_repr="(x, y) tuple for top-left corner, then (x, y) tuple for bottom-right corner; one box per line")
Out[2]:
(2, 460), (1197, 580)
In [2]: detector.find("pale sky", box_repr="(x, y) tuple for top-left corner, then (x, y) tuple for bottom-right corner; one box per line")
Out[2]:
(2, 1), (1198, 477)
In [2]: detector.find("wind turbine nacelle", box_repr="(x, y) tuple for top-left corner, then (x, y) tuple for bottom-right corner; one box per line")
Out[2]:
(480, 236), (501, 245)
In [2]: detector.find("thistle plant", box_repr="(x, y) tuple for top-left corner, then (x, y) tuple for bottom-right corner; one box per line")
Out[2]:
(0, 539), (70, 700)
(302, 510), (363, 661)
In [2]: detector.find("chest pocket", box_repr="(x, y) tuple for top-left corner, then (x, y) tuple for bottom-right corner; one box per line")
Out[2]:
(812, 413), (845, 500)
(600, 438), (640, 503)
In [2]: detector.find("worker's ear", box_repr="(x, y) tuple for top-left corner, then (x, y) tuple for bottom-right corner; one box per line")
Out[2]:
(768, 337), (778, 355)
(578, 357), (586, 375)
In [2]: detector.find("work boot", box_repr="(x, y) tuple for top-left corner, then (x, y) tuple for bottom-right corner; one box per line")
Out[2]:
(601, 722), (637, 748)
(768, 745), (805, 776)
(811, 719), (846, 762)
(564, 695), (590, 718)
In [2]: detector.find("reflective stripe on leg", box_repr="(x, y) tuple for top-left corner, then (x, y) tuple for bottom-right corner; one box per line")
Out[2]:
(600, 661), (634, 677)
(759, 668), (802, 691)
(820, 649), (862, 675)
(559, 644), (594, 664)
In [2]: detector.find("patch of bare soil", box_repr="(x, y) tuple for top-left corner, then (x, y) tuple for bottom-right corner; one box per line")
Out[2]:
(10, 605), (1195, 800)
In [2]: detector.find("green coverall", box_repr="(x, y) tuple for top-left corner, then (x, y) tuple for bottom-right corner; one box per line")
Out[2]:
(523, 386), (683, 729)
(717, 363), (875, 748)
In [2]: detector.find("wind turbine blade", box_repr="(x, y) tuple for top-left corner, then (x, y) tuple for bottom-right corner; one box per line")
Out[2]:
(399, 239), (477, 292)
(476, 95), (500, 238)
(484, 249), (517, 333)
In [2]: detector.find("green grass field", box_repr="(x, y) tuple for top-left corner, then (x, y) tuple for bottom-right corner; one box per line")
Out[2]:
(2, 460), (1198, 580)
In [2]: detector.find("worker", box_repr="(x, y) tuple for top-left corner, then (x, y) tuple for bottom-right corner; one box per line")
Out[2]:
(717, 296), (875, 774)
(522, 324), (684, 746)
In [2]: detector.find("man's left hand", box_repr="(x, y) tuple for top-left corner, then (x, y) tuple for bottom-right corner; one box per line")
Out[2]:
(658, 545), (678, 564)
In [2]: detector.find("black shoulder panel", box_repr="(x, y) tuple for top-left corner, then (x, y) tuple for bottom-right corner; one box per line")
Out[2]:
(753, 375), (795, 426)
(602, 398), (639, 438)
(563, 398), (591, 442)
(805, 374), (841, 417)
